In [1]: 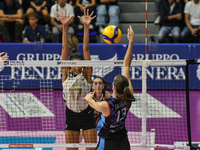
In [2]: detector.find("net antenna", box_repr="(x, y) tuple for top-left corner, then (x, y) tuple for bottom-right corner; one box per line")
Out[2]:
(144, 0), (148, 144)
(0, 60), (190, 150)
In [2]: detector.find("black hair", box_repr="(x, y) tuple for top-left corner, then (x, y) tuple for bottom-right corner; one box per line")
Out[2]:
(92, 76), (111, 97)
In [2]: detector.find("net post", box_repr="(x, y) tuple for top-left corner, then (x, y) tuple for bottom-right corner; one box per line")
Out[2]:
(186, 59), (195, 150)
(141, 60), (150, 146)
(150, 129), (155, 150)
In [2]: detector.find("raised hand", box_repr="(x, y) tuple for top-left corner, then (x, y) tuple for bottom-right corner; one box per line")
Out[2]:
(55, 8), (74, 27)
(0, 52), (9, 60)
(83, 91), (95, 101)
(127, 25), (134, 43)
(78, 9), (96, 26)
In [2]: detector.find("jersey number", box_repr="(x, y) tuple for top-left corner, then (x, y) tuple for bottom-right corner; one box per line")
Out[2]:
(116, 107), (127, 122)
(69, 88), (82, 100)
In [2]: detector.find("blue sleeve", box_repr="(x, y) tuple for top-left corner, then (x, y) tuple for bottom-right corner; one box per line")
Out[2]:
(40, 26), (47, 39)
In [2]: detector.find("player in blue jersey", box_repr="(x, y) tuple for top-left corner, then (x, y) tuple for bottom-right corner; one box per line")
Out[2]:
(83, 25), (136, 150)
(56, 8), (96, 150)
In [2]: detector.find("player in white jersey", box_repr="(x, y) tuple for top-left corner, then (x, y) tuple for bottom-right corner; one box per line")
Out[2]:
(55, 9), (96, 150)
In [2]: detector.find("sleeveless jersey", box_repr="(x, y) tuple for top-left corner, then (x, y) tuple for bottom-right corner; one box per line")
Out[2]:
(62, 72), (91, 113)
(97, 97), (131, 139)
(94, 94), (105, 102)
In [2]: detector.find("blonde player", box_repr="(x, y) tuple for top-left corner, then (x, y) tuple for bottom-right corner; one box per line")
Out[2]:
(55, 9), (96, 150)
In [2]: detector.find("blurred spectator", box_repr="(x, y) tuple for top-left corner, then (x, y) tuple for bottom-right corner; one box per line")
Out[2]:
(18, 0), (30, 13)
(50, 0), (77, 42)
(181, 0), (200, 43)
(154, 0), (188, 25)
(67, 0), (76, 6)
(95, 0), (120, 34)
(154, 0), (165, 24)
(74, 0), (96, 30)
(26, 0), (50, 24)
(158, 0), (182, 43)
(23, 12), (46, 43)
(0, 0), (24, 42)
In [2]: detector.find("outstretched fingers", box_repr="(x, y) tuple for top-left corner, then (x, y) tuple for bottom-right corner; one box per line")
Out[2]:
(56, 11), (62, 18)
(90, 11), (94, 17)
(0, 52), (5, 56)
(69, 15), (74, 21)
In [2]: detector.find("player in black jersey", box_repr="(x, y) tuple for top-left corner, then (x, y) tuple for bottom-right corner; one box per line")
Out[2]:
(91, 76), (112, 123)
(84, 25), (136, 150)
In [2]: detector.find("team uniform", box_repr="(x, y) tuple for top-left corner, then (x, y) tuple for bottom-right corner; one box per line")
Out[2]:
(96, 97), (131, 150)
(94, 94), (105, 122)
(62, 71), (96, 130)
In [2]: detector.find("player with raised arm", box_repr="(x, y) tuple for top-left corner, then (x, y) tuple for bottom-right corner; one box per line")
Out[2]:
(55, 9), (96, 150)
(0, 52), (9, 60)
(83, 25), (136, 150)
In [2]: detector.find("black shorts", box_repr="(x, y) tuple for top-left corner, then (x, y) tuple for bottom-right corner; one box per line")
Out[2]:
(65, 106), (96, 131)
(95, 134), (130, 150)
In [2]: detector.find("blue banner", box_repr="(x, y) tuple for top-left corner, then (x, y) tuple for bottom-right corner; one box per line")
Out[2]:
(0, 43), (199, 89)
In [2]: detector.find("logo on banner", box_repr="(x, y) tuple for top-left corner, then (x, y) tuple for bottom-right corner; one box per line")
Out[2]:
(196, 59), (200, 81)
(4, 60), (9, 65)
(4, 60), (24, 66)
(57, 61), (76, 65)
(92, 53), (118, 77)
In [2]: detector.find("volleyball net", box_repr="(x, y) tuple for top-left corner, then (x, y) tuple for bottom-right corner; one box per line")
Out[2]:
(0, 59), (193, 149)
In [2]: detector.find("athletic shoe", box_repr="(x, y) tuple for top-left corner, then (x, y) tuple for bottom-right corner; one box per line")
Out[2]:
(154, 16), (160, 25)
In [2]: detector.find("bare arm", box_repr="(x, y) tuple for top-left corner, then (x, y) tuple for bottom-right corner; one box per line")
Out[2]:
(76, 0), (83, 7)
(168, 13), (182, 21)
(18, 0), (22, 5)
(123, 25), (134, 95)
(83, 92), (110, 117)
(55, 8), (74, 82)
(0, 9), (22, 19)
(86, 0), (96, 8)
(30, 1), (38, 9)
(78, 9), (96, 83)
(51, 17), (59, 27)
(185, 13), (193, 31)
(41, 1), (47, 8)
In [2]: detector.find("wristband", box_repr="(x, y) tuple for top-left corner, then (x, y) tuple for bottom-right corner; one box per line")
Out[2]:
(7, 14), (9, 18)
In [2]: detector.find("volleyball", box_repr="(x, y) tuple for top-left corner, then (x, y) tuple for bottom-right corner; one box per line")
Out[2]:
(102, 25), (122, 45)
